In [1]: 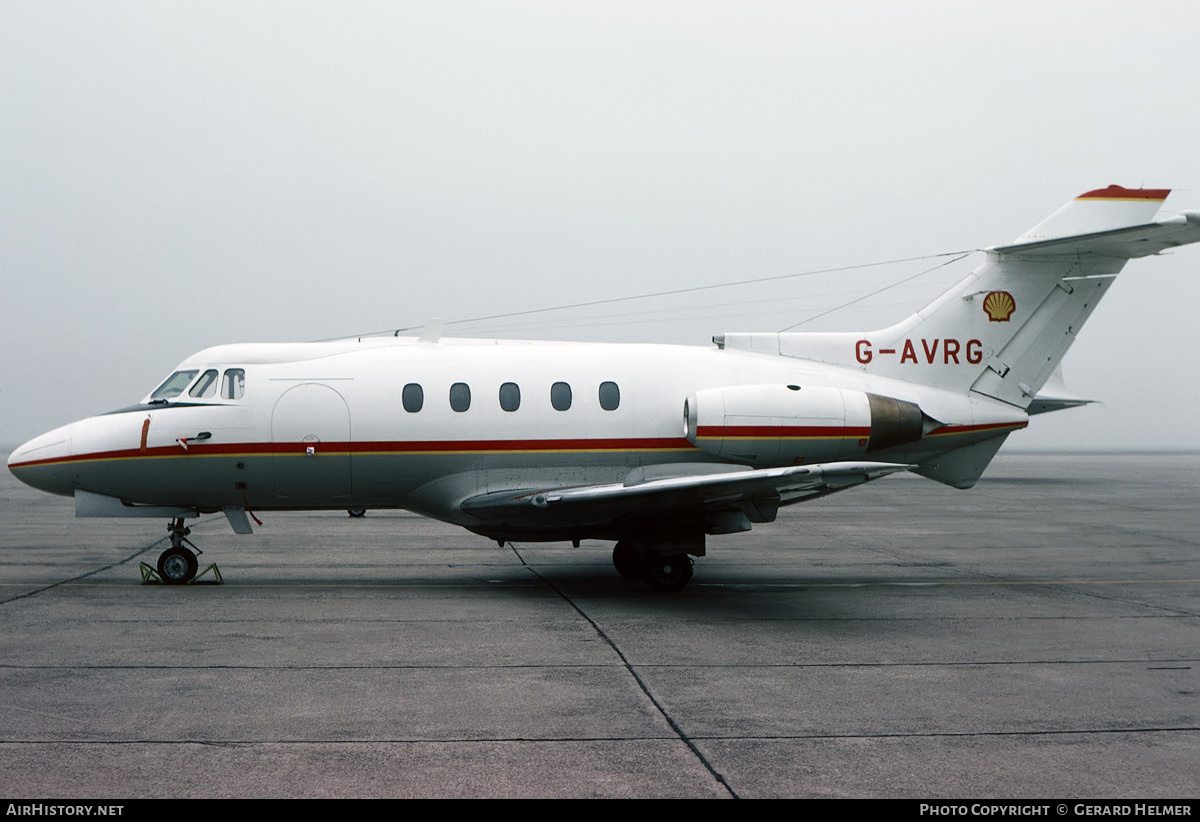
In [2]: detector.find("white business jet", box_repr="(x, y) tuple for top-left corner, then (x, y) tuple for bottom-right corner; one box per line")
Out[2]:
(9, 186), (1200, 589)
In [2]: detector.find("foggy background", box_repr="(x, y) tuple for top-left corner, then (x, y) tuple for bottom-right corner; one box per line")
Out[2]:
(3, 1), (1198, 451)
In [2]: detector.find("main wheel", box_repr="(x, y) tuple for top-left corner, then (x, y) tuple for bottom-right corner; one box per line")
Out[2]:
(612, 540), (642, 578)
(644, 553), (694, 591)
(158, 546), (198, 585)
(347, 508), (366, 518)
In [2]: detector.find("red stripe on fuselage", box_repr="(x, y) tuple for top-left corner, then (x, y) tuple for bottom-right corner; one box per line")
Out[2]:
(8, 437), (699, 469)
(10, 423), (1027, 471)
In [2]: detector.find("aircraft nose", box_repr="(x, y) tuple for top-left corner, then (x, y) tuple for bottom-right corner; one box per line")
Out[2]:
(7, 422), (77, 497)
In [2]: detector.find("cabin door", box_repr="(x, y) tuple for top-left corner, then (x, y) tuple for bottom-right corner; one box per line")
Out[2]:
(271, 383), (352, 499)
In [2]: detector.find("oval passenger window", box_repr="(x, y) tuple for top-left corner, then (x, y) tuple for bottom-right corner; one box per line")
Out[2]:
(599, 381), (620, 411)
(550, 382), (572, 411)
(402, 383), (424, 413)
(450, 383), (471, 412)
(499, 382), (521, 412)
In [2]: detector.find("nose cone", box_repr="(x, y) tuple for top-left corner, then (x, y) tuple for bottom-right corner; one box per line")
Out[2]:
(8, 422), (77, 496)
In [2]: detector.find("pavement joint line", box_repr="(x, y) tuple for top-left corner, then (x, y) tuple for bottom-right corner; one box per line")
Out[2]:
(0, 536), (169, 606)
(506, 541), (740, 799)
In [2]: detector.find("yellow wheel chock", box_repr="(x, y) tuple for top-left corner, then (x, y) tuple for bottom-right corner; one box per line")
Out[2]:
(139, 561), (223, 584)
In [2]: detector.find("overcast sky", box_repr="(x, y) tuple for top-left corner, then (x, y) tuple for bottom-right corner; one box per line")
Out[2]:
(3, 1), (1199, 451)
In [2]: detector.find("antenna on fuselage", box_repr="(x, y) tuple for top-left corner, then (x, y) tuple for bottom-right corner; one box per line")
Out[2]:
(417, 318), (445, 344)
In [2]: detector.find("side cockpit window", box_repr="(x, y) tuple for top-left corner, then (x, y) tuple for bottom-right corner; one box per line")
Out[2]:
(151, 370), (199, 400)
(189, 370), (219, 398)
(221, 368), (246, 400)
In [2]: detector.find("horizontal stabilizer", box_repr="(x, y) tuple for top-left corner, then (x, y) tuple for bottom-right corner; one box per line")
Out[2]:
(993, 212), (1200, 259)
(1026, 366), (1094, 416)
(1026, 395), (1094, 416)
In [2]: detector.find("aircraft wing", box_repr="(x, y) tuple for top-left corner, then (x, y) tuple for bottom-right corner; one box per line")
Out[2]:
(460, 461), (911, 536)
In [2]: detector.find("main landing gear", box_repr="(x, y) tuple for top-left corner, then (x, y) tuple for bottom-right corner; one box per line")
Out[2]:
(156, 517), (201, 584)
(612, 539), (696, 592)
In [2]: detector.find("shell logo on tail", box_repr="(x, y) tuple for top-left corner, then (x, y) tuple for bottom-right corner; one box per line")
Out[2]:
(983, 291), (1016, 322)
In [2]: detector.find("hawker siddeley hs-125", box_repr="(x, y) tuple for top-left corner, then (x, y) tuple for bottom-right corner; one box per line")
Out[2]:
(9, 186), (1200, 589)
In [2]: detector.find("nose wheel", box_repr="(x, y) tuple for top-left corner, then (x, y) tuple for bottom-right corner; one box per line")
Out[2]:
(157, 518), (200, 584)
(158, 545), (198, 584)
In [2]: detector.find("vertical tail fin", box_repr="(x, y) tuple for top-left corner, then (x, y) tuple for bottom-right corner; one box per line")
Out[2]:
(765, 186), (1200, 408)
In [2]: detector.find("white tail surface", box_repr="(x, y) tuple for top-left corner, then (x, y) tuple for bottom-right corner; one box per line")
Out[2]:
(750, 186), (1200, 409)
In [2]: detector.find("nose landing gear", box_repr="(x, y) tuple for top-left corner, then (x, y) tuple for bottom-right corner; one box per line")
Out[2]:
(154, 518), (202, 584)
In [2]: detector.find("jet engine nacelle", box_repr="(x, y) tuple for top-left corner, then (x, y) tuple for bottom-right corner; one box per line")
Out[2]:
(684, 384), (926, 467)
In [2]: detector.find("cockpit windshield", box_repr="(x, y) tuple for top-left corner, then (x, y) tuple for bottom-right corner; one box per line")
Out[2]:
(150, 370), (199, 400)
(148, 367), (246, 403)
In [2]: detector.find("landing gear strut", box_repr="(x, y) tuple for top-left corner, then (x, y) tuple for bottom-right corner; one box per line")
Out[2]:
(157, 518), (200, 584)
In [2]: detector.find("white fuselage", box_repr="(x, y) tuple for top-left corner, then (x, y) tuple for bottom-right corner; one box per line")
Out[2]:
(7, 335), (1025, 540)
